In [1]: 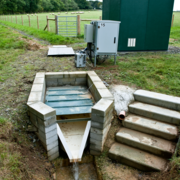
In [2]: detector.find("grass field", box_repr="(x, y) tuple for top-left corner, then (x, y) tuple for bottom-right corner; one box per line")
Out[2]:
(173, 12), (180, 27)
(0, 10), (102, 35)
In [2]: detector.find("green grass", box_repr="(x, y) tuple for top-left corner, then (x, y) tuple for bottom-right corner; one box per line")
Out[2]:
(173, 12), (180, 27)
(0, 25), (26, 49)
(0, 21), (83, 44)
(170, 12), (180, 47)
(111, 52), (180, 97)
(0, 141), (22, 179)
(0, 25), (25, 82)
(0, 116), (6, 125)
(0, 10), (102, 35)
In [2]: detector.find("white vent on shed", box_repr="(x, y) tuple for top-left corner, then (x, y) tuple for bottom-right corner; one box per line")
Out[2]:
(128, 38), (136, 47)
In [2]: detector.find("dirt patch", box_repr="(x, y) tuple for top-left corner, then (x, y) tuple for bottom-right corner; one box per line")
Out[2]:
(19, 37), (47, 51)
(0, 122), (55, 180)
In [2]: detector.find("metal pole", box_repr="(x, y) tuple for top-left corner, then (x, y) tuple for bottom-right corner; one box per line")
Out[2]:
(94, 55), (97, 67)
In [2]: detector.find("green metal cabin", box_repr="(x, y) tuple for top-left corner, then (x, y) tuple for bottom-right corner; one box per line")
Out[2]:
(102, 0), (174, 51)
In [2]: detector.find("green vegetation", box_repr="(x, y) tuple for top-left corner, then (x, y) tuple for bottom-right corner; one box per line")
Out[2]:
(0, 0), (102, 14)
(0, 116), (6, 125)
(0, 25), (25, 82)
(0, 21), (84, 44)
(0, 25), (26, 49)
(0, 0), (100, 14)
(112, 52), (180, 97)
(0, 141), (22, 179)
(170, 12), (180, 47)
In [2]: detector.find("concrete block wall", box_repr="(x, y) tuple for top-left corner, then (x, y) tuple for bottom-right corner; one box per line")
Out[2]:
(90, 99), (114, 155)
(27, 72), (46, 105)
(87, 71), (114, 102)
(27, 72), (59, 161)
(27, 71), (114, 159)
(28, 102), (59, 161)
(45, 71), (87, 87)
(87, 71), (114, 155)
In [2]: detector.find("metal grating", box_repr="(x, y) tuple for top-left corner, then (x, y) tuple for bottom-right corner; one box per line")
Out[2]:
(57, 16), (77, 37)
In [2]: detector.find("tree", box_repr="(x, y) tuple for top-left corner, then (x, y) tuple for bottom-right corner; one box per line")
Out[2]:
(62, 0), (78, 11)
(74, 0), (92, 9)
(90, 1), (102, 9)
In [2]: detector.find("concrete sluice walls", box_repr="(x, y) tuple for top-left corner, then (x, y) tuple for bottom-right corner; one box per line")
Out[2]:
(27, 71), (114, 161)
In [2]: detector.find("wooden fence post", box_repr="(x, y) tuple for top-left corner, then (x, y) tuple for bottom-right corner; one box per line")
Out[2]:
(47, 16), (49, 31)
(37, 15), (39, 29)
(55, 15), (58, 34)
(77, 15), (80, 35)
(16, 16), (17, 24)
(99, 16), (102, 20)
(171, 14), (174, 27)
(21, 16), (23, 25)
(28, 15), (31, 27)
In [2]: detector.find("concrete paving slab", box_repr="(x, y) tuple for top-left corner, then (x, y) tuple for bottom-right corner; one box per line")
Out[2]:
(109, 143), (168, 171)
(116, 128), (176, 157)
(134, 90), (180, 111)
(123, 114), (178, 140)
(129, 102), (180, 125)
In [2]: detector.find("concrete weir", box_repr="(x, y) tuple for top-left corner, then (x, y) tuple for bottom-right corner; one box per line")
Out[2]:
(27, 71), (114, 161)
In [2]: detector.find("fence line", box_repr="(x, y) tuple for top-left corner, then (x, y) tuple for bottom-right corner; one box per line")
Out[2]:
(0, 14), (102, 36)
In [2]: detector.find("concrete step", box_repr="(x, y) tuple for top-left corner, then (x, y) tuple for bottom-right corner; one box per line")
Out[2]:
(129, 102), (180, 125)
(116, 128), (176, 158)
(109, 143), (168, 172)
(134, 90), (180, 111)
(122, 114), (178, 140)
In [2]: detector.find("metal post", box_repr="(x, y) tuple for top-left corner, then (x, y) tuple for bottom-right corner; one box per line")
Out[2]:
(94, 55), (97, 67)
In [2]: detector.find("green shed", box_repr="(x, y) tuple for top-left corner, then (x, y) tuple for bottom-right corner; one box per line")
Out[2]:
(102, 0), (174, 51)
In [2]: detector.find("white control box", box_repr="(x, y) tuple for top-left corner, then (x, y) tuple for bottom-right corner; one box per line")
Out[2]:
(75, 53), (86, 67)
(93, 21), (120, 54)
(84, 24), (93, 43)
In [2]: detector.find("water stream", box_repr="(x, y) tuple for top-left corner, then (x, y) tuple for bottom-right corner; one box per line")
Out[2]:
(56, 163), (98, 180)
(72, 162), (79, 180)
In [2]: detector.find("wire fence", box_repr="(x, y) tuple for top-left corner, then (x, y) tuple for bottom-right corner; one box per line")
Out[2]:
(0, 13), (102, 36)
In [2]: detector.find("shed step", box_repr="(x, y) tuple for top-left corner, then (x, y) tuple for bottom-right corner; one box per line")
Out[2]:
(122, 114), (178, 140)
(116, 128), (176, 157)
(134, 90), (180, 111)
(129, 102), (180, 125)
(109, 143), (168, 172)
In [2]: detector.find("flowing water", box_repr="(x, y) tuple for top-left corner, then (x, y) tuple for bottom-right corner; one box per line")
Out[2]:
(56, 163), (98, 180)
(72, 162), (79, 180)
